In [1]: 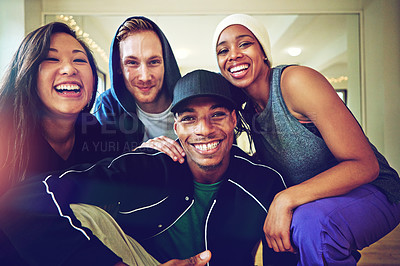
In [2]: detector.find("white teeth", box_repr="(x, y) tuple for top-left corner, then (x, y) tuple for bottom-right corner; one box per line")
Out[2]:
(55, 84), (80, 91)
(230, 64), (249, 73)
(194, 141), (220, 151)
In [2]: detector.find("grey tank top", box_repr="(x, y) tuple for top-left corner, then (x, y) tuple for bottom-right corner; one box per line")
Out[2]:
(246, 65), (400, 203)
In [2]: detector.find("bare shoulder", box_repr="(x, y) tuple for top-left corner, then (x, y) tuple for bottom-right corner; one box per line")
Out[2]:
(281, 65), (327, 89)
(280, 65), (340, 120)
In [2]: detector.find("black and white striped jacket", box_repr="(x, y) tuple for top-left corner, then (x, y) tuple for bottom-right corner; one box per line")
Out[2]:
(0, 145), (287, 266)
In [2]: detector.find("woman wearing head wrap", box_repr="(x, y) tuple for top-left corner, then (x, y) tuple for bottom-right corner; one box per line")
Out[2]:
(212, 13), (400, 265)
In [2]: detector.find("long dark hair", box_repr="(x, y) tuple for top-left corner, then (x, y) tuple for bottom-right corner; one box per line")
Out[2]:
(0, 22), (98, 192)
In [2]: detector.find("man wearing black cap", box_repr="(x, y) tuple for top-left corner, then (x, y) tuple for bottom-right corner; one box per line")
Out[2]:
(0, 70), (287, 266)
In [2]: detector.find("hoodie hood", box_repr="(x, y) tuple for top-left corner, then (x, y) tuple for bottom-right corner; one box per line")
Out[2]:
(109, 16), (181, 114)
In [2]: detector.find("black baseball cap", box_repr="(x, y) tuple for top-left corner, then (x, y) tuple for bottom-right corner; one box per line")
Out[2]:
(171, 69), (238, 113)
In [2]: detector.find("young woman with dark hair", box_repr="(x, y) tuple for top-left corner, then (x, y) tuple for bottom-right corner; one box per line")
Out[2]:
(0, 22), (119, 196)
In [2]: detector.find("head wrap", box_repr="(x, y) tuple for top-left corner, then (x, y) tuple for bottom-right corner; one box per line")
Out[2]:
(212, 14), (273, 65)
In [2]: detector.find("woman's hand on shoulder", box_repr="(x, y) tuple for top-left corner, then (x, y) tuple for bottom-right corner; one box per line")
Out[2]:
(134, 136), (186, 164)
(280, 65), (343, 122)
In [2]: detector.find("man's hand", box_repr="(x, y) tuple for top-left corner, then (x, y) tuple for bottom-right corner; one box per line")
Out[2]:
(160, 250), (211, 266)
(113, 250), (211, 266)
(264, 191), (296, 253)
(114, 262), (128, 266)
(134, 136), (186, 164)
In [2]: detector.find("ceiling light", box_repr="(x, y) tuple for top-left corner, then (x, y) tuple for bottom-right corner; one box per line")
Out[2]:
(287, 47), (302, 57)
(56, 15), (108, 63)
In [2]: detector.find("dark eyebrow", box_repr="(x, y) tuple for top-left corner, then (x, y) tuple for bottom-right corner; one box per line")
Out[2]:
(176, 107), (195, 116)
(122, 55), (138, 60)
(73, 49), (87, 55)
(217, 40), (227, 47)
(211, 104), (229, 110)
(123, 54), (162, 60)
(149, 55), (163, 60)
(176, 104), (229, 117)
(48, 47), (87, 56)
(217, 34), (255, 47)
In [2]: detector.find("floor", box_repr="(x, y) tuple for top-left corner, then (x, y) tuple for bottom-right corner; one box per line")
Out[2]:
(255, 224), (400, 265)
(358, 224), (400, 265)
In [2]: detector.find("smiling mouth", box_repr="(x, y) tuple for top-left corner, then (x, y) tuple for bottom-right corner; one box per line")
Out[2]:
(137, 85), (153, 90)
(193, 140), (221, 151)
(229, 64), (249, 74)
(55, 84), (81, 94)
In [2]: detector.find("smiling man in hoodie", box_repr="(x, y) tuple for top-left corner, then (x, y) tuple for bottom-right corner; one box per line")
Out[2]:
(94, 17), (181, 152)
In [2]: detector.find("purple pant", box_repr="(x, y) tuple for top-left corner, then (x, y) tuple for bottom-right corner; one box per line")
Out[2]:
(291, 184), (400, 265)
